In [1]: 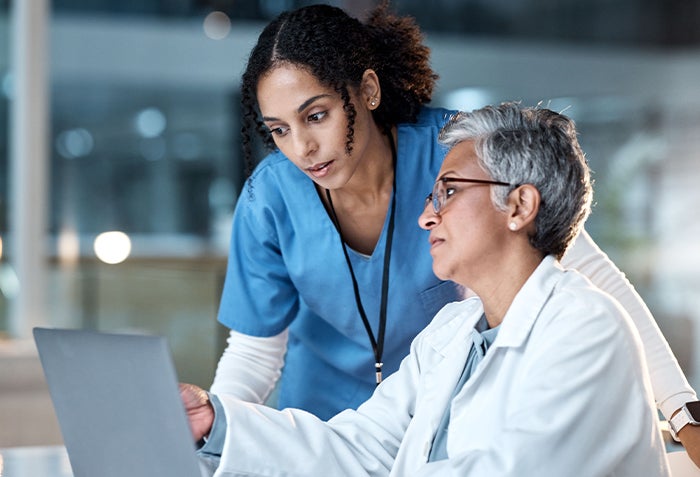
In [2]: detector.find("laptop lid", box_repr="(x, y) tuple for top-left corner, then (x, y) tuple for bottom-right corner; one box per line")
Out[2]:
(33, 327), (208, 477)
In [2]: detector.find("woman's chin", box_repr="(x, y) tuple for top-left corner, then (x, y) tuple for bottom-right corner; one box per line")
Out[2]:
(431, 263), (452, 282)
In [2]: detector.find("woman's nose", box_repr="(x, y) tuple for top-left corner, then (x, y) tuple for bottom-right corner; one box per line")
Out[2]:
(292, 131), (317, 159)
(418, 200), (440, 230)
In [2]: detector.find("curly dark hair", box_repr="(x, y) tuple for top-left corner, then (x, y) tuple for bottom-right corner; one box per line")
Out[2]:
(240, 2), (438, 177)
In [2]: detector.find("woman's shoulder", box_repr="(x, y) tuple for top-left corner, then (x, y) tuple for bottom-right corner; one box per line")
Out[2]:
(546, 265), (634, 337)
(396, 106), (456, 177)
(397, 106), (456, 151)
(248, 150), (297, 180)
(244, 151), (305, 193)
(408, 106), (457, 129)
(237, 151), (311, 215)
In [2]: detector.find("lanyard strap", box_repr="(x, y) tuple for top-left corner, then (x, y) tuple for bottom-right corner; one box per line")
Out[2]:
(325, 136), (397, 385)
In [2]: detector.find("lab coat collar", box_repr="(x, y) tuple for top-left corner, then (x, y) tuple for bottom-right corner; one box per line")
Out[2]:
(424, 255), (563, 357)
(491, 255), (563, 349)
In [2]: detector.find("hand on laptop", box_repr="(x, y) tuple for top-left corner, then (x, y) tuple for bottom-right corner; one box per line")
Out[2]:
(179, 383), (214, 442)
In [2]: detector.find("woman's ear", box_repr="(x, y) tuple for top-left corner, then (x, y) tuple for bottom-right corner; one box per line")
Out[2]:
(506, 184), (540, 232)
(361, 69), (381, 110)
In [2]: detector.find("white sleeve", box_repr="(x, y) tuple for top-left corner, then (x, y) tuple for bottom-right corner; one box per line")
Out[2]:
(209, 329), (288, 404)
(561, 228), (696, 417)
(211, 333), (420, 477)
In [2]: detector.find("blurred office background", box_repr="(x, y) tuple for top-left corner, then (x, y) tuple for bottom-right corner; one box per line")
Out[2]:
(1, 0), (699, 446)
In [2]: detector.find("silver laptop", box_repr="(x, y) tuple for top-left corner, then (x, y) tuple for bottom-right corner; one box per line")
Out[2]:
(33, 327), (215, 477)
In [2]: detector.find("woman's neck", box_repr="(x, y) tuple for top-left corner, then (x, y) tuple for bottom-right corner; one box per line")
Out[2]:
(319, 127), (396, 255)
(470, 248), (544, 329)
(335, 127), (396, 203)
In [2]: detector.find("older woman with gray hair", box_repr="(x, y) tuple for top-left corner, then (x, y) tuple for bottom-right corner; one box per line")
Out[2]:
(183, 102), (669, 476)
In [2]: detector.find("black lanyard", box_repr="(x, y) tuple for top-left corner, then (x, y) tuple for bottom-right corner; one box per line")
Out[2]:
(325, 136), (397, 385)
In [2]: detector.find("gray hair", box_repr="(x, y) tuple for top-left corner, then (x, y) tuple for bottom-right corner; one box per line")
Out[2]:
(439, 102), (592, 259)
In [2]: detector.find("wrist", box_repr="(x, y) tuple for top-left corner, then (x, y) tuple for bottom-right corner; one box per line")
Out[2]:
(669, 401), (700, 442)
(198, 393), (227, 456)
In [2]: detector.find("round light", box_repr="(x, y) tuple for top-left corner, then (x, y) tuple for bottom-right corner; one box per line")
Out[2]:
(135, 108), (166, 138)
(203, 11), (231, 40)
(93, 231), (132, 264)
(56, 128), (94, 159)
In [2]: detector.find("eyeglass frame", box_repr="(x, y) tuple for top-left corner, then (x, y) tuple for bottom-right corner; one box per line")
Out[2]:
(425, 177), (513, 215)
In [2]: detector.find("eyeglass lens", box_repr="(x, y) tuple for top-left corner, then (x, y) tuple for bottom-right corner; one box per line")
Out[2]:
(432, 181), (444, 214)
(422, 181), (445, 214)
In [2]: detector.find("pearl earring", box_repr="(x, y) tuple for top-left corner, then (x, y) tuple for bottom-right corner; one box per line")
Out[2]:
(370, 98), (377, 107)
(509, 222), (517, 231)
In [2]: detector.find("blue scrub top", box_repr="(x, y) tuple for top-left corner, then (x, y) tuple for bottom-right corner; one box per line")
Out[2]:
(218, 107), (464, 419)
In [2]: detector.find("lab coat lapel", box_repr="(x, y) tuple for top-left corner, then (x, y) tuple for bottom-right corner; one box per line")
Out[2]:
(400, 299), (485, 467)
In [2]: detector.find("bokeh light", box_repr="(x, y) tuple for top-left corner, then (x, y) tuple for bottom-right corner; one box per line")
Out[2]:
(56, 128), (94, 159)
(93, 231), (132, 264)
(135, 108), (166, 138)
(57, 228), (80, 266)
(203, 11), (231, 40)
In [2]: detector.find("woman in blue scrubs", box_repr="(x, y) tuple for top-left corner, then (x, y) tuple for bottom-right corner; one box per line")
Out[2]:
(211, 4), (462, 419)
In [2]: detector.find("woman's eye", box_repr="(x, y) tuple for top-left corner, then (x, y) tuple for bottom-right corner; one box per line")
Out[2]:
(445, 187), (456, 198)
(269, 126), (289, 137)
(308, 111), (326, 123)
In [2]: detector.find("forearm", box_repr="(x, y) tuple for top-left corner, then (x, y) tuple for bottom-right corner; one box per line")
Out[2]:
(210, 329), (288, 404)
(214, 395), (393, 477)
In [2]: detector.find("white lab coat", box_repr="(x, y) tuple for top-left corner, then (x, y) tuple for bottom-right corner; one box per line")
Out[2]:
(212, 257), (670, 477)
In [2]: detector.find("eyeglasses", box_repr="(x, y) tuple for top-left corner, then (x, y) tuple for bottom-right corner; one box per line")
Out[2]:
(425, 177), (512, 214)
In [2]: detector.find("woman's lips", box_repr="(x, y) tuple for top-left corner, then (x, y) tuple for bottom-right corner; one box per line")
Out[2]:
(307, 161), (333, 178)
(429, 236), (444, 250)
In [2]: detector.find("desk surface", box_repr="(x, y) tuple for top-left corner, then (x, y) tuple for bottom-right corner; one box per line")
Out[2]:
(0, 446), (72, 477)
(2, 444), (695, 476)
